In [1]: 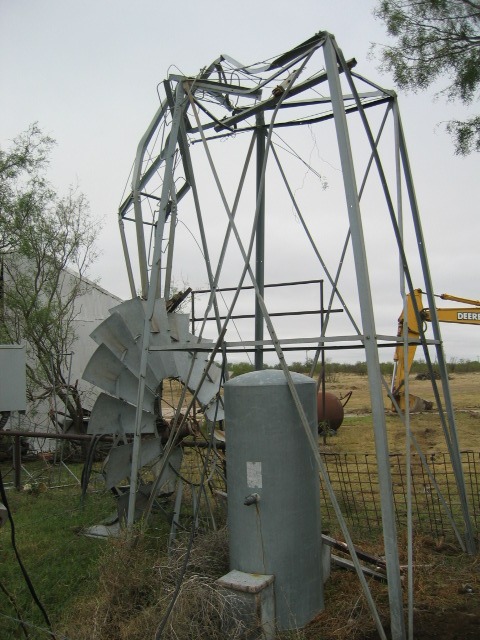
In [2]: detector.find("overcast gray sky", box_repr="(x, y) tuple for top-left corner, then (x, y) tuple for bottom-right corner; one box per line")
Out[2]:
(1, 0), (478, 364)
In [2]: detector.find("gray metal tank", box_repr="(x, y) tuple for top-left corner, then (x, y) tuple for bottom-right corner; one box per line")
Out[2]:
(224, 369), (323, 631)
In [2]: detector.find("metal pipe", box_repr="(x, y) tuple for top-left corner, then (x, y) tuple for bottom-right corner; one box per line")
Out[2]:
(393, 99), (414, 640)
(0, 430), (225, 450)
(196, 278), (322, 294)
(163, 189), (177, 301)
(172, 85), (225, 337)
(192, 307), (341, 322)
(131, 100), (169, 297)
(335, 34), (472, 557)
(255, 111), (266, 371)
(0, 429), (104, 441)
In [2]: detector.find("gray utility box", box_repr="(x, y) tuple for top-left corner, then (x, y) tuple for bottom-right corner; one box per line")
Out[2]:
(0, 344), (27, 412)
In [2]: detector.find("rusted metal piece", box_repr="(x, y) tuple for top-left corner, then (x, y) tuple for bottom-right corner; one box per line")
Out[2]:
(331, 555), (388, 583)
(0, 428), (225, 450)
(322, 534), (387, 571)
(156, 414), (199, 442)
(323, 534), (389, 582)
(339, 390), (353, 407)
(166, 288), (192, 312)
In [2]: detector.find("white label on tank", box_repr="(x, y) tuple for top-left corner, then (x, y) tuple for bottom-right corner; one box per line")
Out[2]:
(246, 462), (262, 488)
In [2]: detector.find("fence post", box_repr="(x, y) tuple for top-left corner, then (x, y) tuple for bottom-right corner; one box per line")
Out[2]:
(13, 435), (21, 490)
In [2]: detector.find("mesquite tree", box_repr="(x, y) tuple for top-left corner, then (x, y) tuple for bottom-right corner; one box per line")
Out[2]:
(0, 125), (97, 433)
(373, 0), (480, 154)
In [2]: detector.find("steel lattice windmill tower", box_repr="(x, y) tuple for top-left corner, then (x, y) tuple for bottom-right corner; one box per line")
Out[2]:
(83, 32), (475, 640)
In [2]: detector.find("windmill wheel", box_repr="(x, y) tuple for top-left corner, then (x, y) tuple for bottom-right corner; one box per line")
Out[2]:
(83, 296), (225, 529)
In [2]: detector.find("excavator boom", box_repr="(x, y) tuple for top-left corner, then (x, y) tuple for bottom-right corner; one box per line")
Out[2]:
(392, 289), (480, 411)
(428, 308), (480, 324)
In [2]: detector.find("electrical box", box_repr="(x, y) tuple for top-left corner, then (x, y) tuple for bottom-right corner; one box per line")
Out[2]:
(0, 344), (27, 412)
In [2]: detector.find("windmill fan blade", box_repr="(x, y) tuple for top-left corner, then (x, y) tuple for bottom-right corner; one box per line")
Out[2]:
(88, 393), (156, 435)
(205, 397), (225, 422)
(168, 312), (190, 342)
(103, 438), (164, 489)
(148, 298), (180, 378)
(174, 350), (223, 411)
(107, 297), (146, 339)
(116, 447), (183, 523)
(113, 297), (180, 380)
(150, 446), (183, 496)
(83, 344), (156, 412)
(90, 312), (159, 389)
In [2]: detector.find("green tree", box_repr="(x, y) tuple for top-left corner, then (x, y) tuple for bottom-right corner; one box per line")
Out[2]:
(229, 361), (254, 377)
(373, 0), (480, 154)
(0, 125), (98, 433)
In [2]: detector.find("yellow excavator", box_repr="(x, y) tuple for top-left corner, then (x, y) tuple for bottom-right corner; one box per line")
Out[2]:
(391, 289), (480, 411)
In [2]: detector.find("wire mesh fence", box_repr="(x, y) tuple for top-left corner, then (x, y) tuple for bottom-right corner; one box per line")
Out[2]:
(2, 433), (479, 542)
(319, 450), (480, 539)
(179, 445), (480, 541)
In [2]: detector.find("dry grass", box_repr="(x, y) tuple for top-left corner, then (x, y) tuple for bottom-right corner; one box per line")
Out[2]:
(328, 371), (480, 414)
(63, 527), (304, 640)
(304, 530), (480, 640)
(58, 372), (479, 639)
(324, 371), (480, 455)
(60, 526), (480, 640)
(62, 528), (238, 640)
(332, 412), (480, 455)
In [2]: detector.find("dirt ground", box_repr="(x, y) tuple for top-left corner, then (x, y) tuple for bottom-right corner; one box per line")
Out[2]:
(304, 531), (480, 640)
(360, 609), (480, 640)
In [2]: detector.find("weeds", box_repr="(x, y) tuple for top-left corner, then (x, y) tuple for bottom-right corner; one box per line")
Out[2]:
(1, 370), (479, 639)
(62, 528), (236, 640)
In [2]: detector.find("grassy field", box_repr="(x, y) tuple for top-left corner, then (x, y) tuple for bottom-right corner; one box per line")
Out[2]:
(0, 370), (479, 639)
(160, 369), (480, 453)
(327, 369), (480, 413)
(0, 482), (117, 639)
(325, 370), (480, 453)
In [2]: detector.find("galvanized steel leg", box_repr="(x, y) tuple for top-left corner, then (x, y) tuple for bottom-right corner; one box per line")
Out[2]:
(169, 478), (184, 551)
(255, 112), (266, 371)
(397, 115), (476, 555)
(127, 84), (186, 528)
(323, 33), (405, 640)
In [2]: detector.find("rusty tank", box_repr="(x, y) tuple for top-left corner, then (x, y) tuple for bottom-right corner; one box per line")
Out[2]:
(317, 391), (344, 432)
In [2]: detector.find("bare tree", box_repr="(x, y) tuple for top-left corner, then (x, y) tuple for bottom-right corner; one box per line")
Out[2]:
(0, 125), (98, 433)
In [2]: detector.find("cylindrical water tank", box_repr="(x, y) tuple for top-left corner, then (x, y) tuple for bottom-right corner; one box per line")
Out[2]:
(224, 370), (323, 631)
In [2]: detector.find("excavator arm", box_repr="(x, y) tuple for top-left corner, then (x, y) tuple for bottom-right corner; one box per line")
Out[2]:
(425, 307), (480, 324)
(391, 289), (480, 411)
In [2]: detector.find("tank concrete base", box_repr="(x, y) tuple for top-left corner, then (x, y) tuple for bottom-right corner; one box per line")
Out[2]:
(216, 570), (275, 639)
